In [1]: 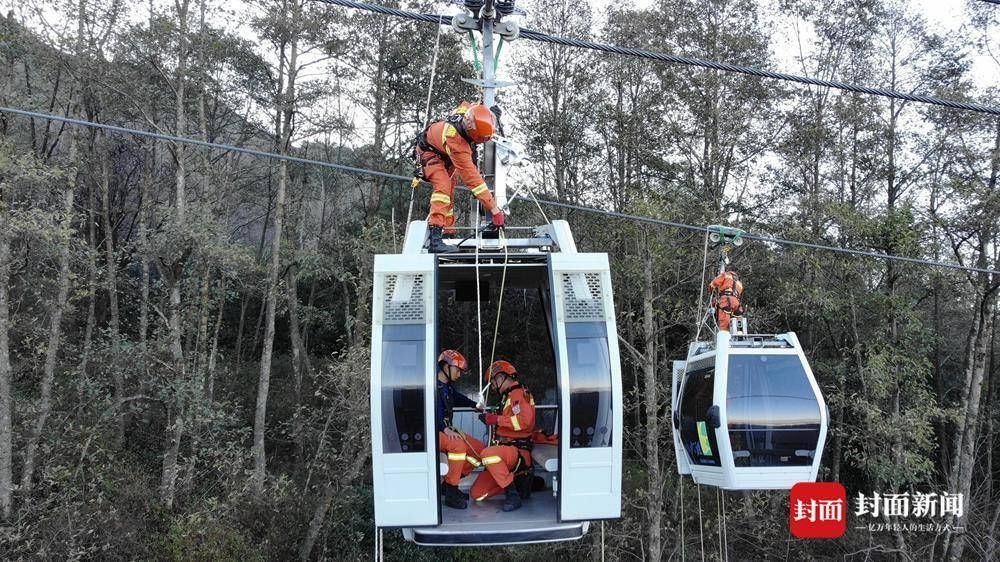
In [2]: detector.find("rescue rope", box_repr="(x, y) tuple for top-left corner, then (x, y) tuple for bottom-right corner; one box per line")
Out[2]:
(716, 488), (724, 562)
(601, 520), (605, 562)
(522, 183), (551, 225)
(475, 211), (484, 396)
(488, 228), (509, 369)
(406, 14), (445, 225)
(693, 230), (711, 342)
(719, 488), (729, 562)
(697, 484), (705, 562)
(680, 477), (686, 562)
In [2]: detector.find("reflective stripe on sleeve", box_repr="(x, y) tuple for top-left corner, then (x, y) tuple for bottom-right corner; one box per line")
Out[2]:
(511, 416), (521, 431)
(471, 183), (489, 196)
(481, 455), (503, 465)
(466, 456), (481, 467)
(430, 193), (451, 204)
(447, 452), (466, 461)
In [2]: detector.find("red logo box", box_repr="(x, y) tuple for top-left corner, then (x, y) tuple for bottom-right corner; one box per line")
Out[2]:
(789, 482), (847, 539)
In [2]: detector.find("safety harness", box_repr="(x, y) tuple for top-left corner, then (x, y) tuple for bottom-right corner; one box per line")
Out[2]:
(412, 111), (478, 177)
(493, 383), (535, 453)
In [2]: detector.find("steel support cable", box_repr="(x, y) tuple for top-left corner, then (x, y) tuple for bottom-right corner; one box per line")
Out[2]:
(0, 106), (416, 185)
(309, 0), (1000, 116)
(3, 106), (997, 276)
(515, 29), (1000, 116)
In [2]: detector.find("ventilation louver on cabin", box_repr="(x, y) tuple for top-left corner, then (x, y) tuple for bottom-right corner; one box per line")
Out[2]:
(561, 272), (605, 322)
(382, 273), (426, 324)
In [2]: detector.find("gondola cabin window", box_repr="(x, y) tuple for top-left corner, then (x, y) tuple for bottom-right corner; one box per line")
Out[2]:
(680, 363), (721, 466)
(566, 322), (613, 448)
(726, 354), (821, 467)
(380, 324), (426, 453)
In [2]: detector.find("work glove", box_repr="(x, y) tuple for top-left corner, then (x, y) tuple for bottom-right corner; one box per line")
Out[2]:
(479, 413), (499, 426)
(491, 209), (506, 228)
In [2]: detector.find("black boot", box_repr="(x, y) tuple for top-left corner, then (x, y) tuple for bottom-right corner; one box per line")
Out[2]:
(441, 484), (470, 501)
(502, 486), (522, 512)
(428, 226), (458, 254)
(443, 483), (467, 509)
(514, 471), (533, 500)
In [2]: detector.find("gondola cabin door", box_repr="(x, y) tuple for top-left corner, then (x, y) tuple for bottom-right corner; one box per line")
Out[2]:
(370, 255), (438, 527)
(550, 254), (624, 521)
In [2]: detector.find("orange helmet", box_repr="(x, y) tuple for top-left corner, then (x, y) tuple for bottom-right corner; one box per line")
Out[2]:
(461, 103), (497, 144)
(438, 349), (469, 372)
(485, 360), (518, 383)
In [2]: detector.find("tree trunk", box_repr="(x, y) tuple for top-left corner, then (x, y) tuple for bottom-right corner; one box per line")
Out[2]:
(0, 177), (12, 521)
(642, 239), (662, 562)
(100, 148), (124, 445)
(253, 12), (298, 494)
(79, 178), (98, 374)
(946, 121), (1000, 560)
(298, 480), (336, 561)
(206, 277), (226, 403)
(946, 289), (996, 561)
(159, 270), (186, 509)
(138, 142), (152, 365)
(19, 174), (76, 496)
(160, 0), (191, 509)
(287, 262), (306, 466)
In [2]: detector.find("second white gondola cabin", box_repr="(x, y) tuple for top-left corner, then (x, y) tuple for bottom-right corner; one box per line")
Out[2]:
(671, 330), (828, 490)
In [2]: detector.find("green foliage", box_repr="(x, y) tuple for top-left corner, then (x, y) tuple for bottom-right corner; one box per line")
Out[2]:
(163, 512), (265, 562)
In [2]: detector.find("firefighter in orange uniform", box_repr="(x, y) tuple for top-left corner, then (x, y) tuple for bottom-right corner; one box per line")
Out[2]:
(709, 269), (745, 331)
(471, 360), (536, 512)
(436, 350), (486, 509)
(414, 101), (505, 253)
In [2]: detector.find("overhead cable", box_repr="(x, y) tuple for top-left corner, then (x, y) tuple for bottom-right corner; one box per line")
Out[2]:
(2, 106), (997, 276)
(310, 0), (1000, 117)
(0, 106), (412, 185)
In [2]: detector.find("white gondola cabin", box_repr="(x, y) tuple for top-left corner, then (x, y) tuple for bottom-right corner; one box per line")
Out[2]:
(370, 220), (623, 546)
(671, 330), (828, 489)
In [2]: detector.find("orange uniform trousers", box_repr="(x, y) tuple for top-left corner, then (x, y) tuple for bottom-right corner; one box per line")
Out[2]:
(470, 445), (532, 501)
(714, 295), (743, 331)
(438, 431), (485, 486)
(418, 149), (460, 230)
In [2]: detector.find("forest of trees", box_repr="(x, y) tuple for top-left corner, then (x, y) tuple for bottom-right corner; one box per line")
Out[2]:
(0, 0), (998, 559)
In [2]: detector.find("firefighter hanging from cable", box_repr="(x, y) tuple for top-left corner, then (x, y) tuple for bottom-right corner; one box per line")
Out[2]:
(471, 360), (536, 512)
(709, 268), (746, 332)
(435, 350), (486, 510)
(413, 101), (505, 253)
